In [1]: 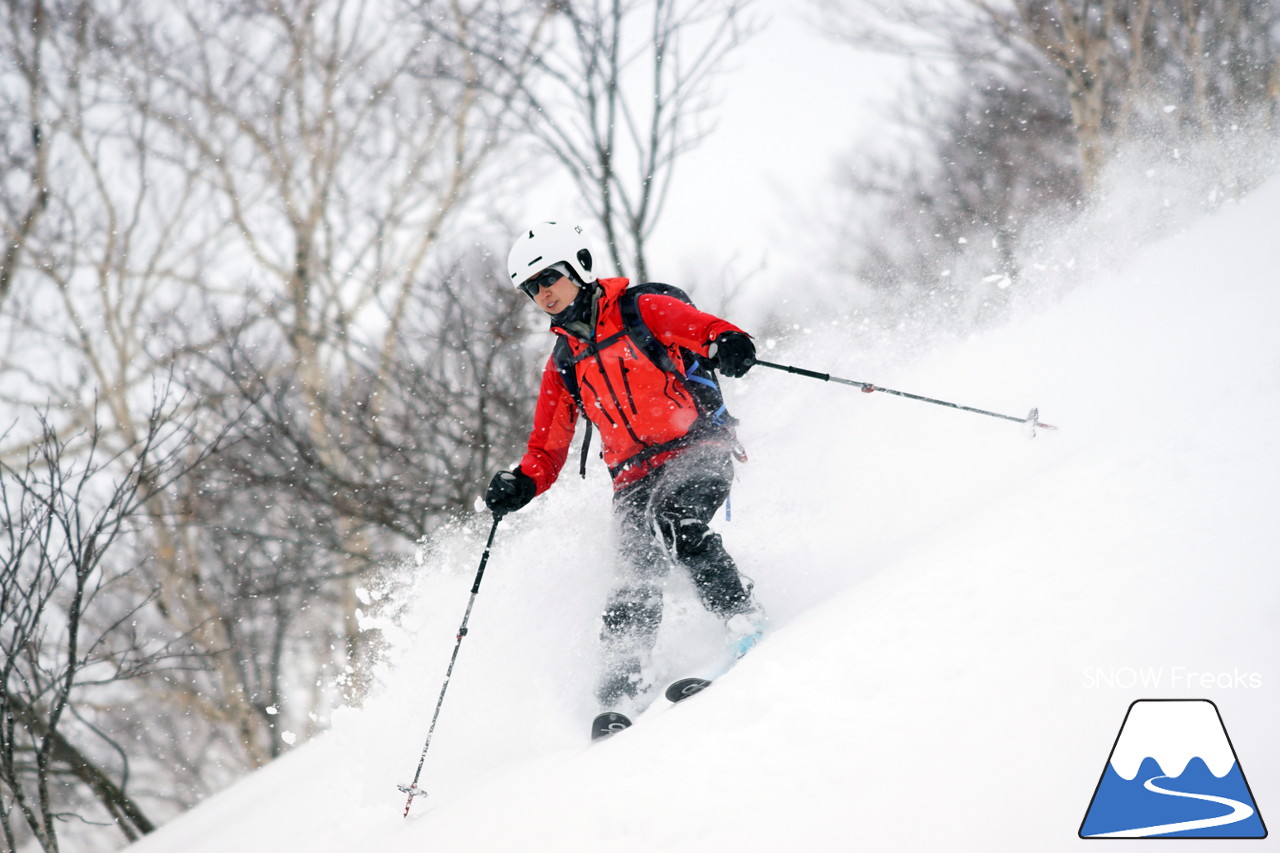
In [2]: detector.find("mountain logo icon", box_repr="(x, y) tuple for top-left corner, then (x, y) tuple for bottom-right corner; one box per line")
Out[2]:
(1080, 699), (1267, 839)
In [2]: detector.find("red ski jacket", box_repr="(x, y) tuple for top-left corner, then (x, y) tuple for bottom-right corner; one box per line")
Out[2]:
(518, 277), (745, 493)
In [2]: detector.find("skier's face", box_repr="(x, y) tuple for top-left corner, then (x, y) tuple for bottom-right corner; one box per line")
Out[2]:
(527, 273), (579, 316)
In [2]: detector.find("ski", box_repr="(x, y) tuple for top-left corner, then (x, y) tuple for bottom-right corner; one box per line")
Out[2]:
(591, 711), (632, 740)
(665, 676), (712, 703)
(592, 677), (717, 739)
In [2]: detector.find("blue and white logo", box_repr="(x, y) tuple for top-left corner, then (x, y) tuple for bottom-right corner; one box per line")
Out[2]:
(1080, 699), (1266, 838)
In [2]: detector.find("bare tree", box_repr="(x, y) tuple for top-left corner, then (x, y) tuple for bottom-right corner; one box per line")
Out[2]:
(172, 246), (537, 714)
(0, 0), (225, 451)
(0, 395), (227, 852)
(4, 0), (544, 777)
(819, 0), (1280, 194)
(829, 60), (1079, 331)
(418, 0), (758, 280)
(0, 0), (53, 313)
(1, 0), (757, 845)
(121, 0), (534, 655)
(106, 0), (528, 384)
(192, 250), (535, 540)
(813, 0), (1280, 334)
(0, 1), (280, 799)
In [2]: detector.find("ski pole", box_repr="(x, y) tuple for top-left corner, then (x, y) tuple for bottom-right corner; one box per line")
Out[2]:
(399, 512), (503, 817)
(753, 359), (1057, 436)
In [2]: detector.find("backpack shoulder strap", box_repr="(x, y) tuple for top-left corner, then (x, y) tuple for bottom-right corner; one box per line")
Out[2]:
(551, 336), (582, 409)
(552, 337), (594, 478)
(618, 282), (687, 376)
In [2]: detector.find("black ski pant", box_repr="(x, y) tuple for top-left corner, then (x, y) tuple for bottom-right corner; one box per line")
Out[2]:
(596, 442), (753, 709)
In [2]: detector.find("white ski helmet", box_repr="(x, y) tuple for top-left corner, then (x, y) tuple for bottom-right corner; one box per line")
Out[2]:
(507, 221), (597, 289)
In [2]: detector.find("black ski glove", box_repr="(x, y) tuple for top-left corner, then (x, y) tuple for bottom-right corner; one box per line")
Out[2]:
(484, 468), (536, 516)
(709, 332), (756, 378)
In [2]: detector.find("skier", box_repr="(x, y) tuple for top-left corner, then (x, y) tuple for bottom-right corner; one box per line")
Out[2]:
(484, 221), (767, 735)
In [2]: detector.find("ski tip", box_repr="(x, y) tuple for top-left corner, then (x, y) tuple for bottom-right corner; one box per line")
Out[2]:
(665, 677), (712, 703)
(591, 711), (632, 741)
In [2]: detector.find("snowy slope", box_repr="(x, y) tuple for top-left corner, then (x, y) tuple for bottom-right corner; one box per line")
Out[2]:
(126, 173), (1280, 852)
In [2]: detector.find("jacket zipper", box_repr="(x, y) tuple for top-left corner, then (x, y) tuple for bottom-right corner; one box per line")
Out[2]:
(617, 357), (640, 414)
(590, 349), (643, 445)
(579, 375), (618, 427)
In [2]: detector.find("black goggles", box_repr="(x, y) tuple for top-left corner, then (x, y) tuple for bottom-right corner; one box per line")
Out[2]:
(518, 265), (569, 299)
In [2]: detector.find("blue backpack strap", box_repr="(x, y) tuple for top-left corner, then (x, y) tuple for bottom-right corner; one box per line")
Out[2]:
(679, 357), (729, 426)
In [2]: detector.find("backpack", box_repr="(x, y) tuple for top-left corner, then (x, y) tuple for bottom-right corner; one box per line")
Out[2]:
(552, 282), (738, 478)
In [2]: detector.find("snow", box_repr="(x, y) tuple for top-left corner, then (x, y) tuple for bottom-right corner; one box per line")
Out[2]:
(125, 173), (1280, 852)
